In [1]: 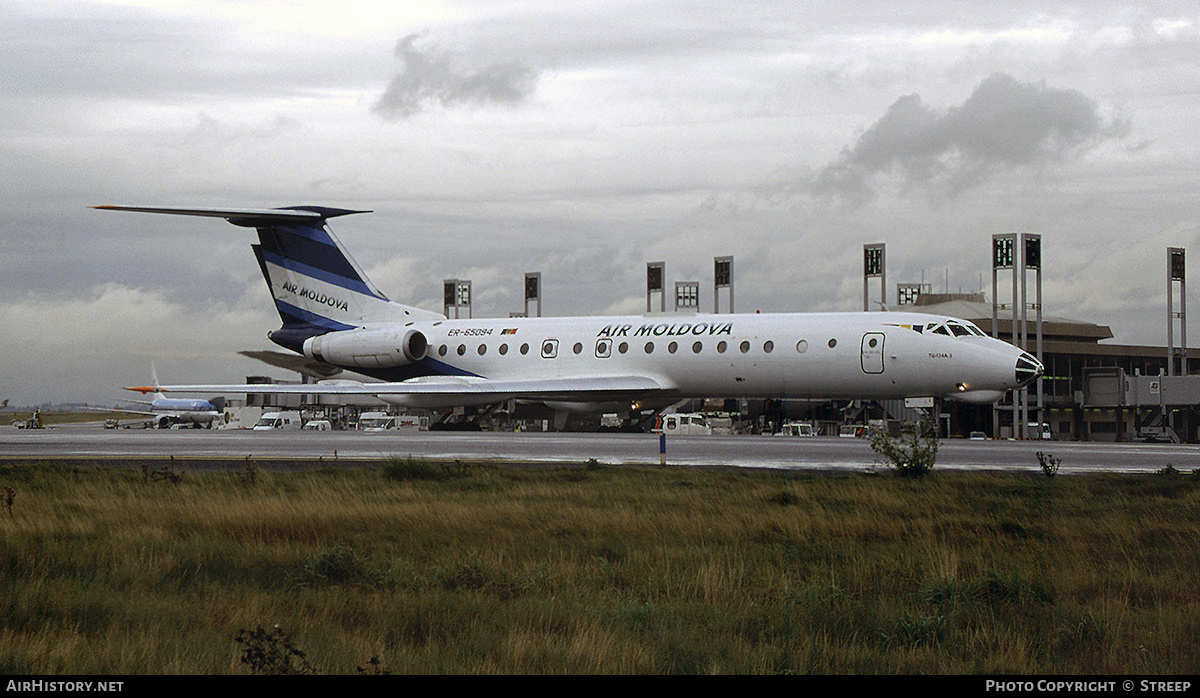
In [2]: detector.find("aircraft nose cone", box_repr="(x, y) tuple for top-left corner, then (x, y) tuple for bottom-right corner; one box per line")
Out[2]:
(1015, 352), (1043, 387)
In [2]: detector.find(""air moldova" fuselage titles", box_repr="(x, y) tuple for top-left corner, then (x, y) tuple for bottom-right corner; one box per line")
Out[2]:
(597, 322), (733, 338)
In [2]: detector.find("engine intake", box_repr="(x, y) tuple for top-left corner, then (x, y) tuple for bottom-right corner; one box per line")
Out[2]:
(303, 328), (428, 369)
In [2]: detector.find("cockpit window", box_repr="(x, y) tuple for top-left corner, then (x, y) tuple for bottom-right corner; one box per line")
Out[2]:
(923, 320), (986, 338)
(896, 320), (986, 337)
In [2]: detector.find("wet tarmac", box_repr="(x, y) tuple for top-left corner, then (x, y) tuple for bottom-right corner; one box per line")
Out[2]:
(3, 427), (1196, 474)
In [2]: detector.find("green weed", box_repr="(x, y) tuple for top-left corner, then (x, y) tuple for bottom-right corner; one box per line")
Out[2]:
(870, 426), (939, 478)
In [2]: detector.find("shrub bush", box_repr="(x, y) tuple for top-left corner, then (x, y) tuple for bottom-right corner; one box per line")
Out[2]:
(870, 424), (939, 478)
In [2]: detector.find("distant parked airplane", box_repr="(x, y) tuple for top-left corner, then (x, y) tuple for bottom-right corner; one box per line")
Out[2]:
(118, 365), (221, 428)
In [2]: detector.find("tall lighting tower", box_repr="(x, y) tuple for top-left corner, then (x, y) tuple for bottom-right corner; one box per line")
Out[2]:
(524, 272), (542, 318)
(1023, 234), (1044, 437)
(1168, 248), (1187, 376)
(863, 243), (885, 311)
(443, 279), (472, 319)
(714, 256), (734, 314)
(992, 233), (1043, 438)
(647, 262), (665, 313)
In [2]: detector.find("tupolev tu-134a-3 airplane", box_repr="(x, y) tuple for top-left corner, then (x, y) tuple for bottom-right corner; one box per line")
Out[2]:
(97, 205), (1042, 416)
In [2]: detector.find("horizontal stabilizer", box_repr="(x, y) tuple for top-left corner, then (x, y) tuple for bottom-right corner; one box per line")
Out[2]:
(94, 205), (369, 227)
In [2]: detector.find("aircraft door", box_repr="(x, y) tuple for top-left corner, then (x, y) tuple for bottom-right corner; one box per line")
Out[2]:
(861, 332), (885, 374)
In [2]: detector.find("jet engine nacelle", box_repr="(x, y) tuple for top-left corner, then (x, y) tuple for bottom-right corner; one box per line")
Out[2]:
(303, 328), (428, 369)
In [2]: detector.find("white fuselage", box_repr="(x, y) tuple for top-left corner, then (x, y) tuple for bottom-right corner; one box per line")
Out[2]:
(333, 310), (1034, 409)
(150, 397), (220, 426)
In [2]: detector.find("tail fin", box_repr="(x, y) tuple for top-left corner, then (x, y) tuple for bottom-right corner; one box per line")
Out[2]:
(125, 362), (166, 398)
(96, 206), (444, 348)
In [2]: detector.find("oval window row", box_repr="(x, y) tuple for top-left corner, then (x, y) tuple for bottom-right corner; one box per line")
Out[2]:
(436, 338), (837, 358)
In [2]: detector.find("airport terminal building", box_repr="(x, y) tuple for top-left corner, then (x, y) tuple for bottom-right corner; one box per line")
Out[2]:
(910, 293), (1200, 443)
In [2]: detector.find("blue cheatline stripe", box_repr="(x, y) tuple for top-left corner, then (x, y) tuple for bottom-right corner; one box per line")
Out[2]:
(257, 227), (364, 286)
(267, 220), (340, 245)
(273, 299), (358, 331)
(255, 225), (387, 299)
(262, 249), (386, 299)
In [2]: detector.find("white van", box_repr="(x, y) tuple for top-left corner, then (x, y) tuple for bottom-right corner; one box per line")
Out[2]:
(358, 412), (396, 431)
(252, 411), (302, 430)
(778, 422), (816, 437)
(302, 420), (332, 431)
(1027, 422), (1052, 440)
(655, 413), (712, 436)
(358, 412), (425, 432)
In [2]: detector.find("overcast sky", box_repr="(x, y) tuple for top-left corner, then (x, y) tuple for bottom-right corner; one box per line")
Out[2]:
(3, 0), (1199, 406)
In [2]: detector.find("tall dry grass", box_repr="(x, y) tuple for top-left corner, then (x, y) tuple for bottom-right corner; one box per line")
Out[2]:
(1, 459), (1199, 674)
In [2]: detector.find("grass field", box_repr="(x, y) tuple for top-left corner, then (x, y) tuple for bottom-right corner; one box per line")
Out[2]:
(1, 457), (1198, 674)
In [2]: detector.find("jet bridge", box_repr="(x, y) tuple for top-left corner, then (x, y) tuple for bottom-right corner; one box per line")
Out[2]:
(1082, 367), (1200, 442)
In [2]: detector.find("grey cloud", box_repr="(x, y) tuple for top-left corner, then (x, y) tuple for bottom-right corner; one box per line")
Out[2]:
(809, 73), (1131, 204)
(373, 33), (540, 119)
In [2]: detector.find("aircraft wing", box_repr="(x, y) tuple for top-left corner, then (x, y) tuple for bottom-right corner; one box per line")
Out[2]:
(107, 407), (159, 417)
(80, 404), (156, 418)
(128, 375), (670, 403)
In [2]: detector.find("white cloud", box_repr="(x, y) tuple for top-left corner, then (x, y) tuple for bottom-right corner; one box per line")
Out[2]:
(0, 284), (274, 405)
